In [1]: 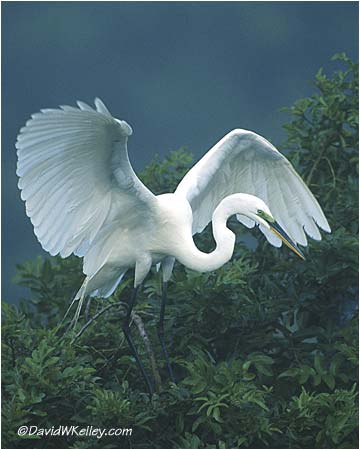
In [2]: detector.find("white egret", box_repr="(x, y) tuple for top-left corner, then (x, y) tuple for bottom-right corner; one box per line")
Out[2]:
(16, 98), (331, 393)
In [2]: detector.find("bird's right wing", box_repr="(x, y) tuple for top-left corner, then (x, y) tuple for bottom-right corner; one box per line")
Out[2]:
(16, 99), (157, 270)
(176, 129), (330, 247)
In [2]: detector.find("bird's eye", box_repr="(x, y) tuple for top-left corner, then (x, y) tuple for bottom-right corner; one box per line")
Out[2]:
(257, 209), (275, 223)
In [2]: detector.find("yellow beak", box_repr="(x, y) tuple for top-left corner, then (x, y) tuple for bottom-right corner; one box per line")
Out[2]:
(269, 222), (305, 260)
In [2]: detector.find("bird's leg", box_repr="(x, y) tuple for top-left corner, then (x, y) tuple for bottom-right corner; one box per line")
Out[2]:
(157, 282), (176, 383)
(123, 286), (154, 395)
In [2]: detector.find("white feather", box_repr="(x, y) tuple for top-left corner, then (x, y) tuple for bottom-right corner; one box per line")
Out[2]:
(16, 104), (331, 302)
(176, 128), (330, 247)
(16, 99), (156, 277)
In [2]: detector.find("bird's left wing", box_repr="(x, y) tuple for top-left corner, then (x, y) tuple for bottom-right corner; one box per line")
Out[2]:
(176, 129), (330, 247)
(16, 98), (157, 266)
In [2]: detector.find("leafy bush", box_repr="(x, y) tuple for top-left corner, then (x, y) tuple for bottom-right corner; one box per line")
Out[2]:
(2, 54), (358, 448)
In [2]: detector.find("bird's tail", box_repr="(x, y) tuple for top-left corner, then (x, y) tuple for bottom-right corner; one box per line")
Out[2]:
(74, 276), (89, 300)
(55, 277), (89, 334)
(71, 277), (89, 328)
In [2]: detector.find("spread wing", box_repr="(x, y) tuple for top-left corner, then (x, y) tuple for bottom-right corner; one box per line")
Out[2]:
(16, 98), (156, 274)
(176, 129), (330, 247)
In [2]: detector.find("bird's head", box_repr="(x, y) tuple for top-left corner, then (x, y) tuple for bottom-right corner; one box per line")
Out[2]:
(238, 194), (305, 260)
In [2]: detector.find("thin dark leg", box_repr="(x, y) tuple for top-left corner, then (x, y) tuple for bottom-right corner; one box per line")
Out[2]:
(123, 286), (154, 395)
(157, 282), (176, 383)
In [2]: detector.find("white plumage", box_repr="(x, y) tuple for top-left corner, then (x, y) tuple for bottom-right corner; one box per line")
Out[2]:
(16, 98), (331, 302)
(176, 129), (328, 244)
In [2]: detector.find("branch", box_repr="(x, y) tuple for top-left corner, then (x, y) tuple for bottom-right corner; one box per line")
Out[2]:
(67, 300), (162, 392)
(71, 303), (126, 344)
(132, 312), (162, 392)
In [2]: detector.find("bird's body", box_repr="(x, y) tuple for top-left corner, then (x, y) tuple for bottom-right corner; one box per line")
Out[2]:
(81, 192), (192, 297)
(16, 98), (331, 393)
(78, 191), (265, 298)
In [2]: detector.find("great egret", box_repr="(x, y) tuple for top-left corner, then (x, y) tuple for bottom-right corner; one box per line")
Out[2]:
(16, 98), (331, 394)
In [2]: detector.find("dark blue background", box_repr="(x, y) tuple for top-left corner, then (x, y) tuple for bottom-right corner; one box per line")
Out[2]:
(2, 2), (358, 301)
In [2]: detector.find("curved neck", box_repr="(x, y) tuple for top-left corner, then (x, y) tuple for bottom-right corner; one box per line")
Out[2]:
(176, 197), (237, 273)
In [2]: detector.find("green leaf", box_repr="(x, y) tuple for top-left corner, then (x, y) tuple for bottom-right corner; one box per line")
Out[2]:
(323, 374), (335, 390)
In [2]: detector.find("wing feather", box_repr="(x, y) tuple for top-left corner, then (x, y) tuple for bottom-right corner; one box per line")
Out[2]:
(16, 99), (156, 273)
(76, 100), (95, 112)
(176, 129), (330, 247)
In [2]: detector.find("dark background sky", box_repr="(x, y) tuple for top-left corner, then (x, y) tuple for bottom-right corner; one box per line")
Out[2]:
(2, 1), (358, 302)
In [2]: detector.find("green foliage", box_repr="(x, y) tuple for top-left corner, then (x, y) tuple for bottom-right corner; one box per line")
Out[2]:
(2, 54), (358, 448)
(140, 147), (194, 194)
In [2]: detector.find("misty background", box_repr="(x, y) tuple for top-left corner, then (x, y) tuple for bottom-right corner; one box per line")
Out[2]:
(2, 2), (358, 302)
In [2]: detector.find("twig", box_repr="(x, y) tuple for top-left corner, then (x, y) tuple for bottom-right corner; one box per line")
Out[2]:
(323, 156), (337, 188)
(306, 138), (334, 186)
(132, 312), (162, 392)
(71, 303), (126, 344)
(138, 311), (158, 319)
(54, 296), (79, 335)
